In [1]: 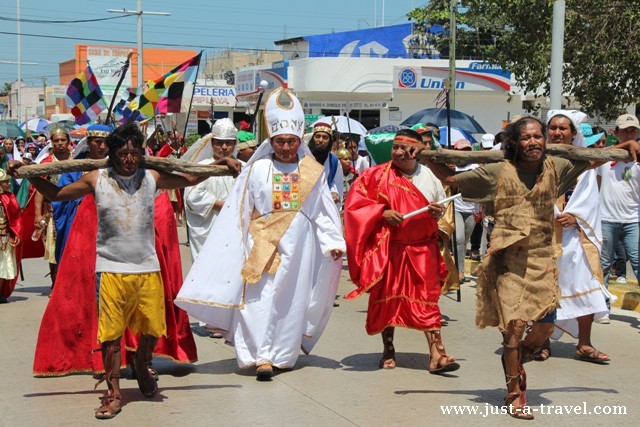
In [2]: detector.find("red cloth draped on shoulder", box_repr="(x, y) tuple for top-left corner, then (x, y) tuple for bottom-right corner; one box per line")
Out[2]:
(0, 192), (23, 299)
(20, 154), (54, 259)
(344, 162), (447, 335)
(33, 192), (197, 377)
(155, 145), (185, 215)
(19, 186), (45, 259)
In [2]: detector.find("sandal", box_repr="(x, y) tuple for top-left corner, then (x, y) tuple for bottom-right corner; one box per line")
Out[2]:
(256, 363), (273, 381)
(533, 345), (551, 362)
(95, 395), (121, 420)
(427, 330), (460, 375)
(379, 355), (396, 369)
(132, 353), (158, 398)
(379, 328), (396, 369)
(575, 346), (610, 364)
(501, 352), (534, 420)
(504, 391), (534, 420)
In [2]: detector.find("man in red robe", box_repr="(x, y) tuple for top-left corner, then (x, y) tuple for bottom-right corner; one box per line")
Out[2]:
(344, 129), (459, 374)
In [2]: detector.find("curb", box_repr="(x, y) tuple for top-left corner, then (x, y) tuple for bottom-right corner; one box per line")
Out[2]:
(609, 286), (640, 313)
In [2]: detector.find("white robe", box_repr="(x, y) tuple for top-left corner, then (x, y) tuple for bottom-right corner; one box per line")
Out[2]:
(184, 158), (236, 260)
(176, 152), (346, 369)
(552, 170), (612, 339)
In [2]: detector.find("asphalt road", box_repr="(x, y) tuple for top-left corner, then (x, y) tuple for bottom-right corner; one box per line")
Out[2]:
(1, 228), (638, 426)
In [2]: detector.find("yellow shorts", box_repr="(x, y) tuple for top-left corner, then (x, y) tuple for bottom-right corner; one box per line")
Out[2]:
(97, 272), (166, 343)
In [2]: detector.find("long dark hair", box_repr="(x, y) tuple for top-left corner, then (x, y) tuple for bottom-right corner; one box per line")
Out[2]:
(504, 117), (546, 161)
(309, 131), (335, 165)
(106, 124), (144, 156)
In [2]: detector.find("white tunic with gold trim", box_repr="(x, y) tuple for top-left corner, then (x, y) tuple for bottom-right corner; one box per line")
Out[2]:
(552, 170), (611, 339)
(184, 158), (237, 261)
(176, 145), (345, 369)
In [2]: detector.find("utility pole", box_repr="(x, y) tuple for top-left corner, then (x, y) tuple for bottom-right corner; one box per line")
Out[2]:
(449, 0), (457, 109)
(42, 77), (47, 118)
(549, 0), (566, 109)
(17, 0), (21, 120)
(107, 0), (170, 92)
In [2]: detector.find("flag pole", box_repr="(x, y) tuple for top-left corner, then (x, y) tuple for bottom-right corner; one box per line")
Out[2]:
(105, 52), (133, 125)
(181, 51), (203, 139)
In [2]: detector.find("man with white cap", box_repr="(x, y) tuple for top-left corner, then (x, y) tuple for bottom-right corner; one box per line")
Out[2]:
(480, 134), (495, 150)
(597, 113), (640, 318)
(184, 118), (239, 261)
(535, 110), (611, 364)
(176, 88), (345, 381)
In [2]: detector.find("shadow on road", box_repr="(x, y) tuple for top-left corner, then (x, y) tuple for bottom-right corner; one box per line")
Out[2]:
(341, 352), (464, 372)
(610, 313), (640, 330)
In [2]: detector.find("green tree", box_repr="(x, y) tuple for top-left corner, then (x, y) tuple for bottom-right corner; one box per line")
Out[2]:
(408, 1), (640, 120)
(0, 82), (12, 97)
(407, 0), (493, 60)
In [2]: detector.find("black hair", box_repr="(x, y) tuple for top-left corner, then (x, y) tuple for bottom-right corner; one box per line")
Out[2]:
(309, 130), (336, 165)
(504, 116), (546, 160)
(494, 131), (507, 145)
(395, 128), (423, 144)
(106, 123), (144, 156)
(592, 126), (607, 136)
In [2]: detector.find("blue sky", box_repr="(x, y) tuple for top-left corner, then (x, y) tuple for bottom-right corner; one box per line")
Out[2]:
(0, 0), (422, 86)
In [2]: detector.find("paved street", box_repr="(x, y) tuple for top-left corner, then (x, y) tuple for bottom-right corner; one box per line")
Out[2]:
(1, 228), (638, 426)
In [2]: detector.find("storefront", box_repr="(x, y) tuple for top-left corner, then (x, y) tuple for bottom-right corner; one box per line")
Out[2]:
(280, 56), (526, 135)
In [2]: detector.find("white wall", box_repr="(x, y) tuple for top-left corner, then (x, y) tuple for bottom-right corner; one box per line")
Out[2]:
(287, 57), (527, 133)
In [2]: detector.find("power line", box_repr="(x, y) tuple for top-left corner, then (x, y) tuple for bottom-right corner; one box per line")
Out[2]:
(0, 30), (279, 51)
(0, 15), (131, 24)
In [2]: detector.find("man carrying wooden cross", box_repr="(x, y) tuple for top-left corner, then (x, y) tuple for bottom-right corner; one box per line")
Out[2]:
(424, 116), (640, 420)
(9, 123), (240, 420)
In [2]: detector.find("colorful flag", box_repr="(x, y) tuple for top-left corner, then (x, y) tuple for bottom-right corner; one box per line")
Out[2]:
(129, 52), (202, 120)
(65, 64), (108, 125)
(114, 87), (137, 118)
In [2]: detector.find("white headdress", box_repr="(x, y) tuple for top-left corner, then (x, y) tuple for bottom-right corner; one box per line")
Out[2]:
(547, 109), (587, 147)
(211, 118), (238, 140)
(182, 118), (239, 164)
(264, 88), (305, 139)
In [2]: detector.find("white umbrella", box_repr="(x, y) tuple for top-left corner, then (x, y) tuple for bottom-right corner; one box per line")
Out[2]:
(19, 118), (52, 133)
(314, 116), (367, 136)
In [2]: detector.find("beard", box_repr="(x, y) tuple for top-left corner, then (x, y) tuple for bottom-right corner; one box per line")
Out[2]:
(309, 138), (332, 165)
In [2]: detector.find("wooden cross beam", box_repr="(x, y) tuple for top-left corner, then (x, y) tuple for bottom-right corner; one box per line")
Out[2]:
(420, 145), (633, 165)
(14, 157), (235, 179)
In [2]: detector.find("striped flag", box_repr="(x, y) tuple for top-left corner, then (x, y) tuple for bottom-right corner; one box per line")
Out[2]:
(129, 52), (202, 120)
(65, 64), (108, 125)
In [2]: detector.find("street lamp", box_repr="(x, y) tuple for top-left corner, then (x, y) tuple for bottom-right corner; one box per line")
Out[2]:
(107, 0), (170, 92)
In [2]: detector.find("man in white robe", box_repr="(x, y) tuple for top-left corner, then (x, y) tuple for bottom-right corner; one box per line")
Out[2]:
(176, 88), (346, 381)
(546, 110), (611, 364)
(309, 122), (344, 206)
(183, 118), (238, 261)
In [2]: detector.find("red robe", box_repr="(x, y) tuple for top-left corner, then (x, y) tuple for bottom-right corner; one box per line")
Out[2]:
(344, 162), (447, 335)
(0, 192), (23, 299)
(19, 186), (45, 259)
(20, 154), (56, 260)
(156, 144), (186, 215)
(32, 191), (197, 376)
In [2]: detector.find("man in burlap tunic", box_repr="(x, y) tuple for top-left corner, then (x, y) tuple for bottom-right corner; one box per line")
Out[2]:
(425, 116), (640, 419)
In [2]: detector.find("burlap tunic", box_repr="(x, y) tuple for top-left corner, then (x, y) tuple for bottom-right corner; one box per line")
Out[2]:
(456, 157), (589, 331)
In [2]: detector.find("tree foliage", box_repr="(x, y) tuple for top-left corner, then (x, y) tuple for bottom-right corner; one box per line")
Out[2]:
(408, 0), (640, 120)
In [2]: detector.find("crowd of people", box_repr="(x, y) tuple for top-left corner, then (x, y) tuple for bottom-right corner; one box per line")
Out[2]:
(1, 97), (638, 420)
